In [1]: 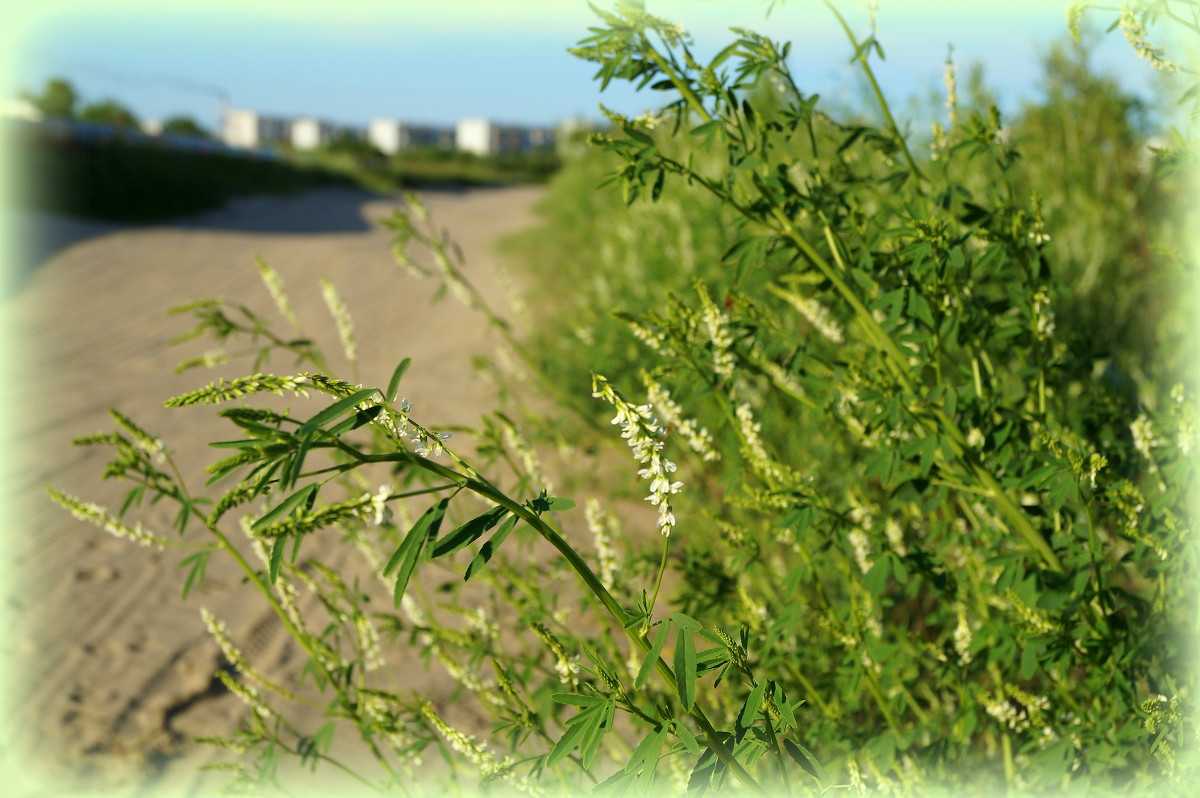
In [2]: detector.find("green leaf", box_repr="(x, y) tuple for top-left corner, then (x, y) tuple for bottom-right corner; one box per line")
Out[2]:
(179, 551), (210, 599)
(772, 684), (799, 728)
(546, 496), (576, 511)
(431, 506), (507, 559)
(864, 556), (890, 596)
(463, 515), (518, 581)
(623, 125), (654, 146)
(674, 625), (697, 711)
(651, 169), (665, 201)
(669, 612), (701, 633)
(297, 388), (379, 438)
(579, 699), (615, 769)
(782, 739), (830, 786)
(738, 680), (768, 731)
(252, 483), (318, 530)
(673, 721), (699, 754)
(591, 769), (638, 797)
(209, 438), (270, 449)
(546, 697), (612, 769)
(283, 434), (312, 490)
(908, 290), (935, 328)
(327, 405), (383, 437)
(269, 534), (287, 584)
(624, 725), (666, 775)
(384, 497), (450, 606)
(635, 621), (670, 689)
(552, 693), (606, 708)
(386, 357), (412, 403)
(546, 717), (589, 768)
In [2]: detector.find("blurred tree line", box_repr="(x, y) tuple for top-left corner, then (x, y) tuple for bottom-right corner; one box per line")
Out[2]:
(21, 75), (212, 138)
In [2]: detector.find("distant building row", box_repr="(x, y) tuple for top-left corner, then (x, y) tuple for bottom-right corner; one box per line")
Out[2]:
(221, 108), (560, 157)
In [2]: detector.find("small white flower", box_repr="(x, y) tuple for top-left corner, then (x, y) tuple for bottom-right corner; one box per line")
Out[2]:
(368, 485), (392, 527)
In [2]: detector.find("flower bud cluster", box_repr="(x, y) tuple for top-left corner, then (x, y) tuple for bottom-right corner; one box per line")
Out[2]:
(641, 373), (719, 462)
(46, 488), (169, 549)
(420, 703), (544, 796)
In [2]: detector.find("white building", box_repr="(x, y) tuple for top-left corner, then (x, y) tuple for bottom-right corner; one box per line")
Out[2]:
(456, 118), (555, 156)
(368, 118), (402, 154)
(2, 97), (42, 121)
(456, 117), (497, 156)
(291, 117), (335, 150)
(222, 108), (290, 149)
(370, 118), (456, 154)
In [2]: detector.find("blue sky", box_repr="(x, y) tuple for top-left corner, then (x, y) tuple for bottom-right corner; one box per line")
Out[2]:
(0, 1), (1182, 134)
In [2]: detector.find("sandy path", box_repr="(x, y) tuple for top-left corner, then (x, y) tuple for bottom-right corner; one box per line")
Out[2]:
(0, 185), (545, 796)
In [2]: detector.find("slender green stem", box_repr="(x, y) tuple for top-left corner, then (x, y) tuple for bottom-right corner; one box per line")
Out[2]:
(824, 2), (926, 191)
(647, 535), (672, 616)
(642, 41), (713, 124)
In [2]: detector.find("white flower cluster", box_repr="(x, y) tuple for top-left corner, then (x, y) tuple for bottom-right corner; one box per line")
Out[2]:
(696, 283), (735, 378)
(985, 686), (1051, 734)
(47, 488), (169, 549)
(500, 418), (550, 491)
(434, 648), (503, 707)
(420, 703), (544, 797)
(531, 622), (581, 688)
(584, 498), (621, 589)
(626, 317), (677, 358)
(256, 257), (301, 329)
(1085, 453), (1108, 489)
(354, 613), (385, 672)
(641, 374), (719, 462)
(944, 45), (958, 126)
(433, 248), (475, 309)
(592, 374), (683, 535)
(848, 528), (873, 575)
(367, 484), (392, 527)
(109, 409), (167, 464)
(319, 278), (357, 364)
(1131, 413), (1161, 462)
(383, 398), (452, 458)
(1119, 5), (1181, 73)
(769, 284), (845, 344)
(953, 609), (974, 665)
(884, 517), (907, 557)
(1032, 288), (1055, 340)
(631, 109), (665, 130)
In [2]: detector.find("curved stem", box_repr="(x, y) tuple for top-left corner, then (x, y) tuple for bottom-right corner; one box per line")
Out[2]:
(345, 442), (769, 796)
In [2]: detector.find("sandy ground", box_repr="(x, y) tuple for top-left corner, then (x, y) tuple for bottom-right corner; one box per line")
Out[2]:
(0, 185), (548, 796)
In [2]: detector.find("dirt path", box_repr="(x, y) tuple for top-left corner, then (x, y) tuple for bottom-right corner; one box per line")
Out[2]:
(0, 185), (545, 796)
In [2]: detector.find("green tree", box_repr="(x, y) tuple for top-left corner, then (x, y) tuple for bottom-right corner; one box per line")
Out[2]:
(24, 77), (77, 119)
(78, 98), (140, 130)
(161, 115), (211, 138)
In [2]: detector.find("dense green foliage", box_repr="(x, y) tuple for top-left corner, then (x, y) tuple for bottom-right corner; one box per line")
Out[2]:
(503, 4), (1197, 793)
(77, 98), (141, 130)
(19, 135), (355, 222)
(162, 114), (214, 138)
(293, 145), (562, 193)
